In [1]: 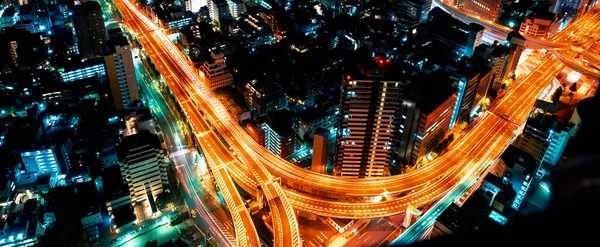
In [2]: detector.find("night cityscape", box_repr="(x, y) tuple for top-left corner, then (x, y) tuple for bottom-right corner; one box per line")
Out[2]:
(0, 0), (598, 246)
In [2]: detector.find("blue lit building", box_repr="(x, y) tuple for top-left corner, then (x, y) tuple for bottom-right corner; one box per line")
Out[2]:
(59, 59), (106, 83)
(18, 139), (72, 178)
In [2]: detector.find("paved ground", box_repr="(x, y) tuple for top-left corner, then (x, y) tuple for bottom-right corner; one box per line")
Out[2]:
(297, 217), (336, 247)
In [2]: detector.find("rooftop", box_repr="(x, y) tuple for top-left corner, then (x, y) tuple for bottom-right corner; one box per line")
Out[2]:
(116, 130), (163, 162)
(407, 71), (457, 114)
(501, 145), (537, 172)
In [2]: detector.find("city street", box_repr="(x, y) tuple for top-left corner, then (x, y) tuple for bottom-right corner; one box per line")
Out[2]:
(133, 50), (236, 247)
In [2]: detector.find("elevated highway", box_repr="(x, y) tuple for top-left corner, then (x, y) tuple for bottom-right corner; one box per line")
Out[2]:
(119, 0), (600, 228)
(114, 0), (262, 246)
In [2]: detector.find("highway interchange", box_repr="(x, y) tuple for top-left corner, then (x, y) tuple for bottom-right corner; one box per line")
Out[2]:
(109, 0), (600, 245)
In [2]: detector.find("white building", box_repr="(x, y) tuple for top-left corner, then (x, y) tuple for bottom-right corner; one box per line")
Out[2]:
(199, 51), (234, 90)
(228, 0), (246, 19)
(541, 122), (575, 166)
(104, 34), (139, 111)
(116, 131), (168, 205)
(208, 0), (231, 24)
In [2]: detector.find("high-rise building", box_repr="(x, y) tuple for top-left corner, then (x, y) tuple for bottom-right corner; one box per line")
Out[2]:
(335, 60), (403, 177)
(448, 65), (492, 126)
(419, 8), (484, 57)
(394, 74), (457, 166)
(184, 0), (206, 12)
(199, 51), (234, 90)
(253, 111), (296, 158)
(9, 41), (18, 67)
(73, 1), (107, 59)
(116, 131), (168, 207)
(395, 0), (433, 30)
(311, 131), (329, 174)
(241, 79), (288, 117)
(502, 32), (525, 83)
(500, 145), (538, 210)
(462, 0), (503, 22)
(514, 113), (575, 166)
(228, 0), (246, 19)
(487, 44), (510, 87)
(104, 30), (139, 111)
(208, 0), (231, 24)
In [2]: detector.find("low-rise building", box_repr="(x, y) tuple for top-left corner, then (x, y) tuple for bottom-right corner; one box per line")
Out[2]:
(296, 105), (336, 141)
(199, 51), (234, 90)
(240, 79), (288, 118)
(233, 13), (276, 52)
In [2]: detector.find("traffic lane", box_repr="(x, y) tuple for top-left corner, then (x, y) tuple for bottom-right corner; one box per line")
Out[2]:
(345, 218), (397, 247)
(114, 1), (241, 245)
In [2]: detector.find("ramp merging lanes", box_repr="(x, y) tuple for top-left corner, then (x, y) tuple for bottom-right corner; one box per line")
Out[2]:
(113, 0), (260, 246)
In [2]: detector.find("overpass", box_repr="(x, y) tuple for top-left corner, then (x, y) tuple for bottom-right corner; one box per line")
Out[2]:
(117, 0), (600, 242)
(114, 0), (265, 246)
(432, 0), (600, 78)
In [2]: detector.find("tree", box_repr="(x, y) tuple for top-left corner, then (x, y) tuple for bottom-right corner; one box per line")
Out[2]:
(551, 87), (563, 103)
(156, 187), (183, 211)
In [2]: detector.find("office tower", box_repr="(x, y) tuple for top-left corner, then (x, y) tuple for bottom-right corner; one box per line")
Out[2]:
(513, 113), (575, 166)
(228, 0), (246, 19)
(9, 41), (18, 67)
(396, 0), (433, 29)
(462, 0), (503, 22)
(116, 131), (168, 206)
(503, 32), (525, 82)
(208, 0), (231, 24)
(335, 61), (403, 177)
(465, 23), (485, 58)
(184, 0), (205, 12)
(311, 131), (329, 174)
(487, 45), (510, 87)
(104, 30), (139, 111)
(394, 74), (457, 166)
(419, 8), (484, 58)
(199, 51), (233, 90)
(449, 65), (493, 125)
(73, 1), (107, 59)
(500, 145), (538, 210)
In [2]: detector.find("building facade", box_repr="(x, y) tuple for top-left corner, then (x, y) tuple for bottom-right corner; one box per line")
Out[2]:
(116, 131), (168, 206)
(395, 82), (457, 166)
(199, 51), (233, 90)
(73, 1), (107, 59)
(462, 0), (503, 22)
(104, 33), (139, 111)
(311, 131), (329, 174)
(335, 68), (403, 177)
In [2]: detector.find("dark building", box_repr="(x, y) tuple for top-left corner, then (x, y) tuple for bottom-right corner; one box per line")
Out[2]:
(500, 145), (539, 210)
(394, 72), (457, 166)
(417, 8), (484, 58)
(73, 1), (107, 59)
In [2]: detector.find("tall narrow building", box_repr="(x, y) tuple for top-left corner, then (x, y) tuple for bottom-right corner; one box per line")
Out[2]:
(116, 131), (168, 209)
(73, 1), (107, 59)
(334, 59), (403, 177)
(104, 30), (139, 111)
